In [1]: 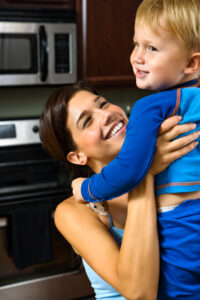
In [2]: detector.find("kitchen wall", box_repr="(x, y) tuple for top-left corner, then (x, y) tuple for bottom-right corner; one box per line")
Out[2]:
(0, 86), (152, 119)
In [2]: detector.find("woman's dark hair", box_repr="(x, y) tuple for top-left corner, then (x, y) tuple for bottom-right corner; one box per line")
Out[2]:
(39, 81), (99, 179)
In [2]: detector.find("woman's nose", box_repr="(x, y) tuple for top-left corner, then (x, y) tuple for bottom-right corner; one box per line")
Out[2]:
(96, 109), (115, 126)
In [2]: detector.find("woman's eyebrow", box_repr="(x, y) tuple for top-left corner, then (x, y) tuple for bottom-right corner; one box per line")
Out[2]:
(94, 95), (101, 104)
(76, 95), (101, 128)
(77, 110), (87, 128)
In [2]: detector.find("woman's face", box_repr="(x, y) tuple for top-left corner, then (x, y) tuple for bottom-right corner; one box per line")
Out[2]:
(66, 90), (128, 172)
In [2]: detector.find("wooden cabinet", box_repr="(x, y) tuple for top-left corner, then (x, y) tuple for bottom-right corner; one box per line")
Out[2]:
(76, 0), (142, 87)
(0, 0), (75, 9)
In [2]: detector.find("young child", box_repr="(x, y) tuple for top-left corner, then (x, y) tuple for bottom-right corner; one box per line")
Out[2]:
(72, 0), (200, 298)
(73, 0), (200, 201)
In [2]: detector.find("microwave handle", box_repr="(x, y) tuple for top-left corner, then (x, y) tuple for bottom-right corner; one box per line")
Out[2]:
(39, 25), (48, 82)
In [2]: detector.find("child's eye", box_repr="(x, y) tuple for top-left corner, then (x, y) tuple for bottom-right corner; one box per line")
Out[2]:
(83, 116), (92, 128)
(147, 45), (157, 51)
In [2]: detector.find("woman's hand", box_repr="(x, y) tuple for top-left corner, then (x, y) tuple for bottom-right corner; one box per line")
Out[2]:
(151, 115), (200, 175)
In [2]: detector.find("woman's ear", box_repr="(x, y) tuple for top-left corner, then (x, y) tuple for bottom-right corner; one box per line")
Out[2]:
(67, 151), (88, 166)
(184, 52), (200, 74)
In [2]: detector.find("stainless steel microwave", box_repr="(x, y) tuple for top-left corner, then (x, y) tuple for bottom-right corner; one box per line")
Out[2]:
(0, 22), (77, 86)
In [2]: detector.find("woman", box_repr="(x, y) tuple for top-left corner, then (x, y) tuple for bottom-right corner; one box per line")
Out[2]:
(40, 82), (198, 300)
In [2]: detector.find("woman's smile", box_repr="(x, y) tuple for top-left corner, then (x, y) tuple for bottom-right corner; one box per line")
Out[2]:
(105, 120), (126, 140)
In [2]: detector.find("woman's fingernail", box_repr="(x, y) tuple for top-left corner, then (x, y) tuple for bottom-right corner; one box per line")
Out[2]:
(192, 141), (199, 148)
(194, 130), (200, 137)
(178, 116), (182, 121)
(192, 123), (197, 129)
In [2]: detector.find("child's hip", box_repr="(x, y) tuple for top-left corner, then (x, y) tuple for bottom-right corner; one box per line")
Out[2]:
(157, 198), (200, 299)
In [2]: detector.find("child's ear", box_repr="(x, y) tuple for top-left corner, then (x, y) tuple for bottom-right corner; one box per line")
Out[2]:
(67, 151), (88, 166)
(184, 52), (200, 74)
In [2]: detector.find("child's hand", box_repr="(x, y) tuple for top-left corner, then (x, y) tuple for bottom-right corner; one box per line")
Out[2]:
(71, 177), (86, 203)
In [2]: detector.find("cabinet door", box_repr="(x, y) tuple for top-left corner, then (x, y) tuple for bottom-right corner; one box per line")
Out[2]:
(76, 0), (142, 87)
(1, 0), (75, 9)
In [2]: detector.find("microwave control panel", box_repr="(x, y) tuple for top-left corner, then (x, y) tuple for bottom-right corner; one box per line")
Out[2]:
(55, 33), (69, 73)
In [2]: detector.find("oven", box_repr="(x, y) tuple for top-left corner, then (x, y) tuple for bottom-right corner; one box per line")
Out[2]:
(0, 118), (94, 300)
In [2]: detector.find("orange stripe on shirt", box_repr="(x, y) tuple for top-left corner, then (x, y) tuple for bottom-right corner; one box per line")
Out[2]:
(169, 88), (181, 117)
(156, 181), (200, 190)
(88, 182), (97, 200)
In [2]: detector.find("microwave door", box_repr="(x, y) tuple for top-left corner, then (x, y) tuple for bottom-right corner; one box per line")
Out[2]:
(0, 22), (40, 86)
(0, 22), (41, 86)
(0, 34), (37, 73)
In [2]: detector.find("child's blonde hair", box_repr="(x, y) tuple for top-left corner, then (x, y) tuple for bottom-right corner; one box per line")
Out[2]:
(135, 0), (200, 53)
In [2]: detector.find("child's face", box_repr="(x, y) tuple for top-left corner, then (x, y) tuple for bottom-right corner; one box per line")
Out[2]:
(130, 21), (190, 91)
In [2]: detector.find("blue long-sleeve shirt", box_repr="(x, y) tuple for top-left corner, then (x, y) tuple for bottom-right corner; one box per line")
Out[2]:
(81, 80), (200, 202)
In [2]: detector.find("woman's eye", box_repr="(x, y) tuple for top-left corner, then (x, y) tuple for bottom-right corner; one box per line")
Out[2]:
(83, 116), (92, 128)
(99, 101), (108, 108)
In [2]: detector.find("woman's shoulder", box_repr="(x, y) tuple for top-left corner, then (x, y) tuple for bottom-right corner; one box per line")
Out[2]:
(54, 196), (78, 220)
(55, 195), (77, 212)
(54, 196), (110, 232)
(54, 196), (89, 228)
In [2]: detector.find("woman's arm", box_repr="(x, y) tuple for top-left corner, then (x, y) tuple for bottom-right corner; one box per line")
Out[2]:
(55, 173), (158, 300)
(117, 173), (159, 300)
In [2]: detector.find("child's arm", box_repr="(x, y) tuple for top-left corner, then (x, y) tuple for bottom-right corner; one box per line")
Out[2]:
(81, 89), (180, 202)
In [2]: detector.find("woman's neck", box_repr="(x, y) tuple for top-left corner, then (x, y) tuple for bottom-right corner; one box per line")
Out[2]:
(89, 158), (115, 174)
(89, 160), (128, 229)
(107, 194), (128, 229)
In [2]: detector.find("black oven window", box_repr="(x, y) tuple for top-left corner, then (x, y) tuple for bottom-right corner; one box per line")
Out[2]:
(0, 34), (38, 74)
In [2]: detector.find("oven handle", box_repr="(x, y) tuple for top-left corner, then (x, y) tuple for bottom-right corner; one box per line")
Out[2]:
(0, 211), (55, 229)
(0, 217), (7, 228)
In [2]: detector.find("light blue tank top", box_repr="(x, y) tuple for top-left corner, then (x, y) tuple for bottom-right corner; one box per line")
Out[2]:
(82, 214), (125, 299)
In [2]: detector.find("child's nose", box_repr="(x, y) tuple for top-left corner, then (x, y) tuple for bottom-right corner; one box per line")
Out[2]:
(130, 47), (145, 65)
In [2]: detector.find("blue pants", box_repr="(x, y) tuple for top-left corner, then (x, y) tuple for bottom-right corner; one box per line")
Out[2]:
(157, 199), (200, 299)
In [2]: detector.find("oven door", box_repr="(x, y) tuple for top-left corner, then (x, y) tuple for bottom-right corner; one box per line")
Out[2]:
(0, 198), (94, 300)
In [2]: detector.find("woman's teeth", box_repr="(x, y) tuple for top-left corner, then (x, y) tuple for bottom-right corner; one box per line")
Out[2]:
(108, 122), (123, 138)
